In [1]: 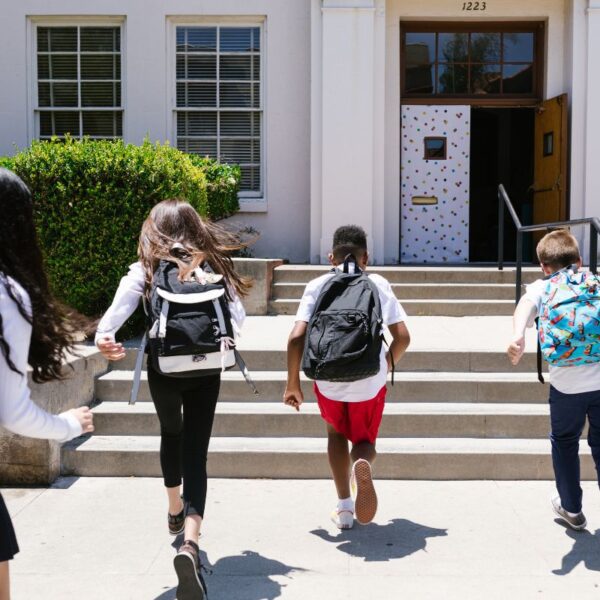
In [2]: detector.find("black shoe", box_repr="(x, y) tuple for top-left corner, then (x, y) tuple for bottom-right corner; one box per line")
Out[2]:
(174, 540), (207, 599)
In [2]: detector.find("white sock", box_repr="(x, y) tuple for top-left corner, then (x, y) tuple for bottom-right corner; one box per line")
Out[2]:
(338, 497), (354, 512)
(566, 509), (580, 517)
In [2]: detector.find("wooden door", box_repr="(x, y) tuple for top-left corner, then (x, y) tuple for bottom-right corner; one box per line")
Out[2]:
(533, 94), (568, 228)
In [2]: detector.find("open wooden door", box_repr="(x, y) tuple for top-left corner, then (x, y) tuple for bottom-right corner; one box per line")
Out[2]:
(532, 94), (568, 230)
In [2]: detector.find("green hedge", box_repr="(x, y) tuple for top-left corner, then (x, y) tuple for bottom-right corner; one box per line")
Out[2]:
(0, 138), (240, 334)
(188, 155), (240, 219)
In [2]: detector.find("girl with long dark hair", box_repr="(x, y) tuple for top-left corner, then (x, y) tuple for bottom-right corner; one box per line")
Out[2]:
(96, 199), (250, 599)
(0, 168), (94, 600)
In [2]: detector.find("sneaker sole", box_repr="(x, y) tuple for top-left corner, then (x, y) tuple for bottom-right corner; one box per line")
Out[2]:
(552, 505), (587, 531)
(353, 460), (377, 525)
(174, 552), (205, 600)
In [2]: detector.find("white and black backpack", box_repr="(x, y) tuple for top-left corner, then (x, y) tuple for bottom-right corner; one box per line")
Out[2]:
(129, 259), (257, 404)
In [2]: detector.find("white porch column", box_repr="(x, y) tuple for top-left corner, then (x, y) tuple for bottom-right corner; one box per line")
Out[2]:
(311, 0), (386, 264)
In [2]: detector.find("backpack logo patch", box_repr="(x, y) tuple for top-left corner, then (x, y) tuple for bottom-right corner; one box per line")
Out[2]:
(192, 354), (207, 363)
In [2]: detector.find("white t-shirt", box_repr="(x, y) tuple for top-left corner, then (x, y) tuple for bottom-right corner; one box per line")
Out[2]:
(296, 270), (406, 402)
(523, 278), (600, 394)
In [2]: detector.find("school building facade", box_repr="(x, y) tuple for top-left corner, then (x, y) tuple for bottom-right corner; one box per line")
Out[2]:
(1, 0), (599, 264)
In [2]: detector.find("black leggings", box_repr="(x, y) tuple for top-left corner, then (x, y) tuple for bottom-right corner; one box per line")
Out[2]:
(147, 366), (221, 518)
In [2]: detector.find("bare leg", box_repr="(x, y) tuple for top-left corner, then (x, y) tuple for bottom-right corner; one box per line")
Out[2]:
(166, 485), (184, 515)
(184, 514), (202, 542)
(326, 424), (352, 499)
(0, 561), (10, 600)
(351, 441), (376, 465)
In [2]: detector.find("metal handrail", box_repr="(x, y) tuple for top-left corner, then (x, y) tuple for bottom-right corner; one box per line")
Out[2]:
(497, 183), (600, 304)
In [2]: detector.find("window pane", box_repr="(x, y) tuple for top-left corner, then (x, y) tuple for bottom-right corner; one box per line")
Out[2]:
(186, 55), (217, 79)
(405, 33), (436, 66)
(405, 64), (434, 94)
(37, 28), (50, 52)
(438, 33), (468, 62)
(253, 83), (260, 108)
(185, 27), (217, 52)
(437, 64), (468, 94)
(46, 82), (78, 107)
(82, 111), (121, 136)
(38, 55), (50, 80)
(178, 138), (217, 157)
(503, 33), (534, 62)
(80, 27), (120, 52)
(470, 33), (501, 63)
(221, 112), (252, 136)
(81, 82), (120, 107)
(240, 166), (260, 192)
(39, 54), (77, 80)
(220, 82), (252, 107)
(220, 139), (260, 164)
(39, 111), (80, 136)
(220, 28), (255, 52)
(48, 28), (77, 52)
(220, 55), (253, 80)
(503, 63), (533, 93)
(81, 54), (120, 79)
(176, 28), (186, 52)
(470, 64), (501, 94)
(177, 111), (217, 136)
(186, 83), (217, 107)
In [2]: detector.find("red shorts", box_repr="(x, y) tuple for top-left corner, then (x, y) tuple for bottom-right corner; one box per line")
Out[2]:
(314, 383), (386, 445)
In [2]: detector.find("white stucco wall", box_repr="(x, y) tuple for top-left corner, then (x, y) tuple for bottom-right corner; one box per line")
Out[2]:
(0, 0), (311, 262)
(385, 0), (572, 263)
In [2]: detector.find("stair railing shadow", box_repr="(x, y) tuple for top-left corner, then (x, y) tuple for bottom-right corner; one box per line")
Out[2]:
(153, 549), (306, 600)
(310, 518), (447, 562)
(552, 521), (600, 575)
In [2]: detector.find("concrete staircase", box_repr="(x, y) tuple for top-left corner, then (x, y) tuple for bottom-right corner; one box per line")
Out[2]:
(62, 266), (596, 480)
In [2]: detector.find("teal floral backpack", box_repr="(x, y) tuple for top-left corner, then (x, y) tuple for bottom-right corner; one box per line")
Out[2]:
(538, 266), (600, 372)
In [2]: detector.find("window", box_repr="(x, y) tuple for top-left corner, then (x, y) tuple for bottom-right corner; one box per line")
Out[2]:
(175, 25), (262, 195)
(35, 25), (123, 139)
(402, 23), (542, 101)
(424, 137), (447, 160)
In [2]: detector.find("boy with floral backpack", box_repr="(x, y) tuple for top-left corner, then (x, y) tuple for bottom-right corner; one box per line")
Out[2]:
(508, 229), (600, 531)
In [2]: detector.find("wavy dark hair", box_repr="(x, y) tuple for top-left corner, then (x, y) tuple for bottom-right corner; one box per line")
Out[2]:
(0, 168), (82, 383)
(139, 199), (252, 299)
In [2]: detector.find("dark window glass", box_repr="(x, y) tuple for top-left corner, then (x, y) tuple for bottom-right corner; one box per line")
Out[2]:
(186, 28), (217, 52)
(502, 63), (533, 93)
(220, 28), (256, 52)
(424, 137), (446, 159)
(470, 33), (501, 63)
(405, 64), (435, 94)
(438, 33), (468, 62)
(470, 64), (501, 94)
(80, 27), (119, 52)
(543, 131), (554, 156)
(405, 33), (436, 66)
(438, 63), (468, 94)
(503, 33), (534, 62)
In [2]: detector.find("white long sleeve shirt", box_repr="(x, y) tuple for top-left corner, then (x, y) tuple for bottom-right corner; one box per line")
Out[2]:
(95, 262), (246, 343)
(0, 275), (82, 442)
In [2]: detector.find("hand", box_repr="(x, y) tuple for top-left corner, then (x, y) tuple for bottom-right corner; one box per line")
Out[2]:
(507, 335), (525, 366)
(283, 385), (303, 412)
(69, 406), (94, 434)
(97, 336), (126, 361)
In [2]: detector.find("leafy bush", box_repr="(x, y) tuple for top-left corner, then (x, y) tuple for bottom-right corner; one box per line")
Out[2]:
(4, 138), (212, 333)
(188, 156), (240, 220)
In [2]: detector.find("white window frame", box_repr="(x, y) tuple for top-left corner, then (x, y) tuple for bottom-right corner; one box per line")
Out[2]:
(27, 16), (126, 144)
(167, 17), (267, 212)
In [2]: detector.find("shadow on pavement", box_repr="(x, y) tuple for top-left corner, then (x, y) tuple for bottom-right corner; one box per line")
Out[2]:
(310, 518), (448, 562)
(552, 521), (600, 575)
(153, 549), (305, 600)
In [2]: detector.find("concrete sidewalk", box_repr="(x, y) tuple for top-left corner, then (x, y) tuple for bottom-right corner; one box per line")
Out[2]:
(4, 477), (600, 599)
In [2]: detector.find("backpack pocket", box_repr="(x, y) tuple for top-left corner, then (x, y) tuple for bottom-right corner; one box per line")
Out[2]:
(165, 310), (220, 354)
(310, 309), (371, 363)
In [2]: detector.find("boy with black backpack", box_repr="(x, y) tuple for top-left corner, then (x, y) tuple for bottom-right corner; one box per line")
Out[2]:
(284, 225), (410, 529)
(508, 229), (600, 531)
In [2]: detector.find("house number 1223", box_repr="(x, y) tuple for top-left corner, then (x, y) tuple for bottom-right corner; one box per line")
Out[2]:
(462, 1), (487, 10)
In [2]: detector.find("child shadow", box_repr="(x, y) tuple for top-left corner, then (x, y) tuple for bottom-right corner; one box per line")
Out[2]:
(552, 521), (600, 575)
(153, 549), (305, 600)
(310, 518), (448, 562)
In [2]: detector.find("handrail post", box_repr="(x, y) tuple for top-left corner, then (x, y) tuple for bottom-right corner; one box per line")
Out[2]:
(515, 230), (523, 305)
(498, 187), (504, 271)
(591, 222), (598, 274)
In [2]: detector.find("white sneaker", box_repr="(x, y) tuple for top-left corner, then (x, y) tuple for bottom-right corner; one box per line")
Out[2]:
(551, 496), (587, 531)
(351, 459), (378, 525)
(331, 507), (354, 530)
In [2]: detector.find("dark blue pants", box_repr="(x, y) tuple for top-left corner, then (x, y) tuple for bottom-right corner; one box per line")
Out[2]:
(549, 385), (600, 513)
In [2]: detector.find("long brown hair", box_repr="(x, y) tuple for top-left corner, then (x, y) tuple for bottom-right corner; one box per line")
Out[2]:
(138, 199), (252, 298)
(0, 168), (83, 383)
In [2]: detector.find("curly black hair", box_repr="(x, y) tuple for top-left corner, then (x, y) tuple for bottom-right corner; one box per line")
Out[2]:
(331, 225), (368, 262)
(0, 168), (82, 383)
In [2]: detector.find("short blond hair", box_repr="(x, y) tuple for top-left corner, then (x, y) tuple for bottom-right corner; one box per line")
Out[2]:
(536, 229), (580, 271)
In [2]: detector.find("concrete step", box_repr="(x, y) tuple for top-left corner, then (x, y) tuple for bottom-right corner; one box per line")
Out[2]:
(114, 346), (545, 373)
(61, 436), (596, 479)
(95, 371), (548, 404)
(91, 401), (552, 439)
(270, 298), (515, 317)
(272, 282), (517, 301)
(272, 265), (541, 285)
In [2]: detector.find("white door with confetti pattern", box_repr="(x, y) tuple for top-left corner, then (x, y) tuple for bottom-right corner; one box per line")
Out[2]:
(400, 105), (471, 264)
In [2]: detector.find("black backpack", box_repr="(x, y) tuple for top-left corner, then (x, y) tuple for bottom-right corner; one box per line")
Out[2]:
(302, 256), (386, 382)
(129, 260), (257, 404)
